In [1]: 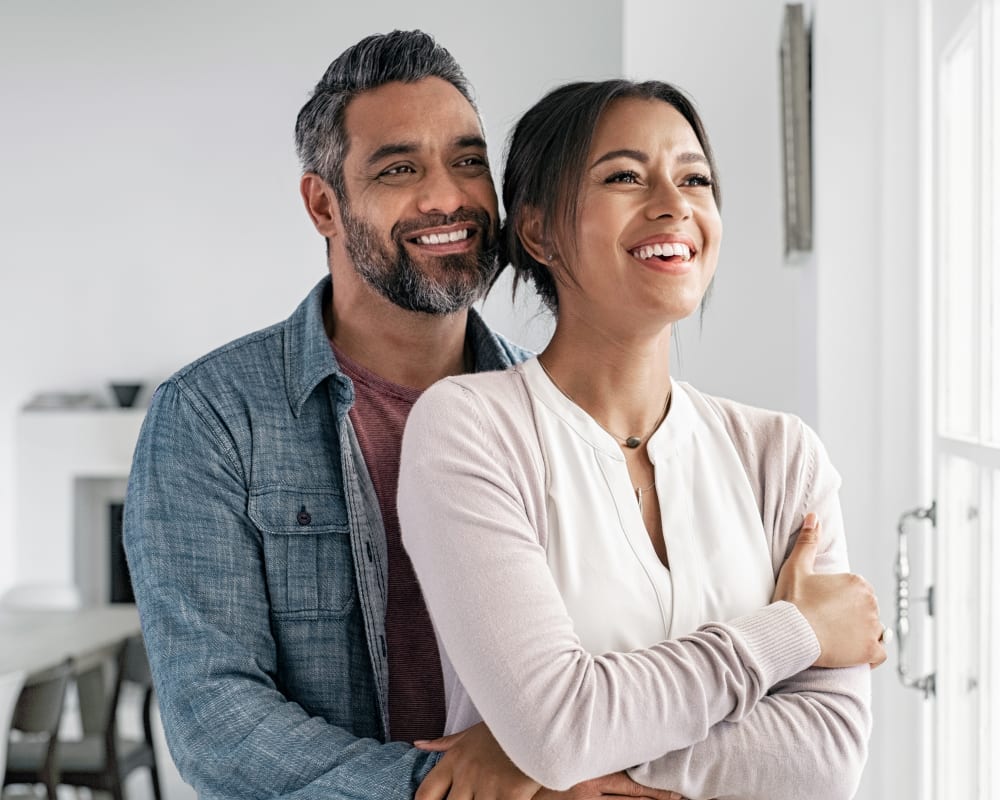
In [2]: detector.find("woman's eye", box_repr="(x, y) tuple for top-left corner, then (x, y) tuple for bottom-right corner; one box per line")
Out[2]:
(456, 155), (487, 168)
(606, 170), (640, 184)
(682, 173), (714, 187)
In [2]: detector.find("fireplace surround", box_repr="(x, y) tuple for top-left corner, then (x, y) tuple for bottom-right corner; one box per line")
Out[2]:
(14, 408), (145, 604)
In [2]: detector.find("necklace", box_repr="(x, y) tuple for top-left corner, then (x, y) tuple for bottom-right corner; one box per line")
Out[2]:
(536, 358), (672, 450)
(635, 480), (656, 513)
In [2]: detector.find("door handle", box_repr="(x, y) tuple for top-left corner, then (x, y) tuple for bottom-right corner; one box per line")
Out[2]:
(895, 501), (936, 698)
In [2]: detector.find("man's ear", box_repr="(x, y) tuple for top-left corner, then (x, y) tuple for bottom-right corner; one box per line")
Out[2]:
(300, 173), (342, 239)
(516, 206), (555, 265)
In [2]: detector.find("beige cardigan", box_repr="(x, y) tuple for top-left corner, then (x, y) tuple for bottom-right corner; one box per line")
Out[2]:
(399, 364), (871, 800)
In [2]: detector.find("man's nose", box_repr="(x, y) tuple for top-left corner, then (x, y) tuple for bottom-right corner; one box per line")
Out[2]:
(416, 167), (467, 216)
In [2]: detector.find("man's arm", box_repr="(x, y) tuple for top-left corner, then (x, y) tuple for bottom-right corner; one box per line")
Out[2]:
(125, 380), (435, 800)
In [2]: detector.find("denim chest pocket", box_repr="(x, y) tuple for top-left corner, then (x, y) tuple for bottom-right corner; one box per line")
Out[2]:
(248, 487), (355, 617)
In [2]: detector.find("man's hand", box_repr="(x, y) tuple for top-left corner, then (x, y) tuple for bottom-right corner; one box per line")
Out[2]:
(533, 771), (684, 799)
(415, 724), (684, 800)
(773, 514), (886, 668)
(415, 722), (540, 800)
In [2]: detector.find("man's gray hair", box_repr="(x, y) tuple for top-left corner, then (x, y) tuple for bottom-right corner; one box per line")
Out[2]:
(294, 30), (477, 201)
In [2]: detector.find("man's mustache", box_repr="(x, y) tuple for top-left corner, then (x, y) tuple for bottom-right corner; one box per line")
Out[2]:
(392, 208), (495, 241)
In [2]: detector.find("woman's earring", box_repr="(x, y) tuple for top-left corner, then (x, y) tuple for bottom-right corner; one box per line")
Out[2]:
(546, 253), (554, 262)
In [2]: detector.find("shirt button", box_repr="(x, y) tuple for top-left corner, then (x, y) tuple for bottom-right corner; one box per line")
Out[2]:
(296, 510), (312, 526)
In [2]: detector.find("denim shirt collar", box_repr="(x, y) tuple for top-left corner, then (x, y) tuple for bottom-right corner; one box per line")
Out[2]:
(284, 275), (528, 419)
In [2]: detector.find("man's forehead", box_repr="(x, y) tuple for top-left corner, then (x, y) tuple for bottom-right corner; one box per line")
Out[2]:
(343, 77), (484, 160)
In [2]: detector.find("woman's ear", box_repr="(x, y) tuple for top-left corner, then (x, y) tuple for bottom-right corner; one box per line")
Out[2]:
(516, 206), (555, 265)
(300, 173), (342, 239)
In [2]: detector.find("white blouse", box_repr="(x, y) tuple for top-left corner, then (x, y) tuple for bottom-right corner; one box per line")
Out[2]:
(399, 363), (871, 798)
(523, 356), (776, 650)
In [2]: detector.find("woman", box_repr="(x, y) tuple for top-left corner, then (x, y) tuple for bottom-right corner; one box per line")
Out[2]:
(398, 80), (884, 800)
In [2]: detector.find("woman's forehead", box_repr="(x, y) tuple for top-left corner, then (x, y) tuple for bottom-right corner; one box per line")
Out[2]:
(589, 97), (703, 159)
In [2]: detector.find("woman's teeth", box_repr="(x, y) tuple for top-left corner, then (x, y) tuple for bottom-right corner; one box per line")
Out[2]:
(630, 242), (692, 261)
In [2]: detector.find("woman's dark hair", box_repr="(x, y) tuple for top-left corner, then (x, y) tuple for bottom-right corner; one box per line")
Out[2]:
(501, 80), (720, 314)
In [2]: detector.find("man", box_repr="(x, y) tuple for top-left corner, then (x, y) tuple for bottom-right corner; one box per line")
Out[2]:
(125, 30), (675, 800)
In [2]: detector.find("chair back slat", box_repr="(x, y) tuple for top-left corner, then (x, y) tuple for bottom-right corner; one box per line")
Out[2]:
(119, 635), (153, 688)
(0, 670), (26, 777)
(10, 660), (72, 735)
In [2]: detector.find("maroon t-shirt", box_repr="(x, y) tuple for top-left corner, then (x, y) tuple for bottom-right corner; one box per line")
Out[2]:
(331, 342), (445, 743)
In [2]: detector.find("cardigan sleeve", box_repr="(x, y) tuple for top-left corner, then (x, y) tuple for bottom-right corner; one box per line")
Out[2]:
(399, 377), (820, 791)
(627, 410), (872, 800)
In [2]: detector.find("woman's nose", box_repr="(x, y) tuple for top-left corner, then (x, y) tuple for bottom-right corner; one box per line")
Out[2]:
(646, 179), (692, 220)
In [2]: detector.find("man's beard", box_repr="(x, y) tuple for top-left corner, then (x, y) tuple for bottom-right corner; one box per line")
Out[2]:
(340, 203), (499, 315)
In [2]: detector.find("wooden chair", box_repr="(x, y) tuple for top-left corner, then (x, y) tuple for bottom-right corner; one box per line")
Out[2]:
(3, 658), (73, 800)
(0, 670), (26, 781)
(57, 635), (163, 800)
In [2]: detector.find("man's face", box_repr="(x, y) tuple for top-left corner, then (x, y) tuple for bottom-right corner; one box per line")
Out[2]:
(336, 77), (500, 315)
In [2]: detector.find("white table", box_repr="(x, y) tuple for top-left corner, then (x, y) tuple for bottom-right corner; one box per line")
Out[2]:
(0, 605), (141, 731)
(0, 605), (140, 678)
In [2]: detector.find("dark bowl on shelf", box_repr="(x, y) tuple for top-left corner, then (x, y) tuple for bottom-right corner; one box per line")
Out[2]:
(110, 383), (143, 408)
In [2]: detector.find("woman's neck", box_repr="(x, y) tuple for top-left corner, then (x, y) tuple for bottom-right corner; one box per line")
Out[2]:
(539, 319), (674, 442)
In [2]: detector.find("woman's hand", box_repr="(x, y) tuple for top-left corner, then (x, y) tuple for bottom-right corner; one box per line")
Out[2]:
(773, 514), (886, 668)
(415, 723), (684, 800)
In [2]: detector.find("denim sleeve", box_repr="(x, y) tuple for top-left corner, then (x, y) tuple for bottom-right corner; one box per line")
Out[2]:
(124, 380), (438, 800)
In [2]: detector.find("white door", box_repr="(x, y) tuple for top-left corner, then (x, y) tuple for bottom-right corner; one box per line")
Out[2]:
(921, 0), (1000, 796)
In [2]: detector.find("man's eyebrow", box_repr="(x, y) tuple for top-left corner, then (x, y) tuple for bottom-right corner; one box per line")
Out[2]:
(365, 134), (488, 170)
(366, 142), (418, 168)
(589, 148), (710, 169)
(455, 134), (488, 150)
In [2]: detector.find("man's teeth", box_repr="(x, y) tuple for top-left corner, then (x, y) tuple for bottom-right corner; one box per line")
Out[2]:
(416, 229), (471, 245)
(631, 242), (692, 261)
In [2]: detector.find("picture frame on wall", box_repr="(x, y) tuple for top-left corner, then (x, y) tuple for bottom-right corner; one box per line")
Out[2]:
(780, 3), (813, 255)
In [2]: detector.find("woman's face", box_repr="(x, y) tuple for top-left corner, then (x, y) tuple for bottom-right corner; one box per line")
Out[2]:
(553, 97), (722, 330)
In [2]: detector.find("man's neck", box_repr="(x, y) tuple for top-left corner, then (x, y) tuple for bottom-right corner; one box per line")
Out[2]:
(324, 279), (472, 391)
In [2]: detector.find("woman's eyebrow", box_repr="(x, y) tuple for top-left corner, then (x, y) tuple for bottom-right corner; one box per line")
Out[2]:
(590, 148), (648, 169)
(589, 149), (710, 169)
(676, 151), (710, 167)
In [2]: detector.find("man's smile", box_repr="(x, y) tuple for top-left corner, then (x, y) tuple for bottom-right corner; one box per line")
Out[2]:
(404, 223), (479, 254)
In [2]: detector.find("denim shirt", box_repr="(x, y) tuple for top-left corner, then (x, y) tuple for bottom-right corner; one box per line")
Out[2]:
(124, 276), (530, 800)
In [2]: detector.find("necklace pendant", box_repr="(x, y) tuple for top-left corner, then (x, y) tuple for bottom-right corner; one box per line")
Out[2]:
(624, 436), (642, 449)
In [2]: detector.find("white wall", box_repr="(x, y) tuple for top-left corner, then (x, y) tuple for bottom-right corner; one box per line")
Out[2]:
(813, 1), (926, 798)
(0, 0), (618, 593)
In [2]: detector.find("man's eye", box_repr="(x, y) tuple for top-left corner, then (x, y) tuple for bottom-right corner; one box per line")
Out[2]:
(606, 170), (640, 184)
(455, 156), (490, 173)
(380, 165), (416, 177)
